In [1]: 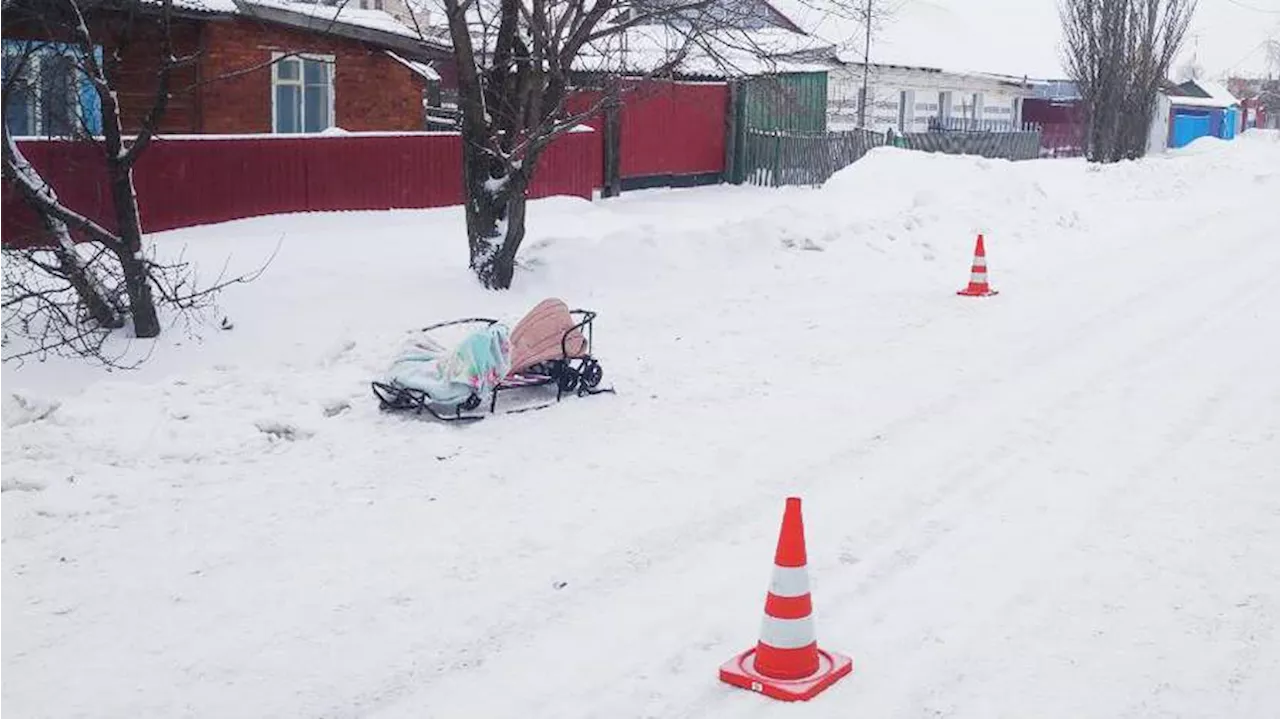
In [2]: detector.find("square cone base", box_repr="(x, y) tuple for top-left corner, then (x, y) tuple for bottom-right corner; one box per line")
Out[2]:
(957, 287), (999, 297)
(719, 647), (853, 702)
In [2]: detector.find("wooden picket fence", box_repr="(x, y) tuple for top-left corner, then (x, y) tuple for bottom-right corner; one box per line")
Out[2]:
(740, 128), (886, 187)
(741, 125), (1044, 188)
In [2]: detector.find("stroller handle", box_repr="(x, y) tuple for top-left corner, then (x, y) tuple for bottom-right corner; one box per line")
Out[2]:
(564, 309), (597, 357)
(420, 317), (499, 332)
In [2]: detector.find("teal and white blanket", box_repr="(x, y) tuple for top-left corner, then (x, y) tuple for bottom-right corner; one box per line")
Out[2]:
(384, 323), (513, 405)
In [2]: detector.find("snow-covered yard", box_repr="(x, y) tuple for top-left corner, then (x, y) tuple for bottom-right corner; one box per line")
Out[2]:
(4, 133), (1279, 718)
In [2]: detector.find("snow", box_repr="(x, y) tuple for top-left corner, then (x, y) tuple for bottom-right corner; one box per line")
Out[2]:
(145, 0), (448, 44)
(386, 50), (442, 81)
(142, 0), (239, 13)
(239, 0), (439, 43)
(4, 131), (1280, 718)
(576, 25), (834, 78)
(768, 0), (1066, 78)
(1166, 79), (1243, 110)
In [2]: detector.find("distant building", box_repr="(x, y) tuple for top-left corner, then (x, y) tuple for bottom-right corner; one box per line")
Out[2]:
(825, 61), (1037, 133)
(1032, 79), (1080, 101)
(1228, 77), (1279, 130)
(1160, 79), (1243, 149)
(2, 0), (454, 137)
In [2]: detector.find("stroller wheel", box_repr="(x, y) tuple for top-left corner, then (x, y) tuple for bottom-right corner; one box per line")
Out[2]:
(460, 394), (482, 412)
(581, 359), (603, 389)
(557, 370), (580, 394)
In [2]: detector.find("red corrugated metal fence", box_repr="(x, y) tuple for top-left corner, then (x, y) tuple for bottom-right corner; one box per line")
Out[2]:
(567, 80), (729, 184)
(620, 81), (728, 179)
(2, 130), (600, 248)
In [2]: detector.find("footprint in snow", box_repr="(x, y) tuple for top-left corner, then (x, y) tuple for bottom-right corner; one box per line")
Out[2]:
(254, 420), (314, 442)
(1, 477), (46, 493)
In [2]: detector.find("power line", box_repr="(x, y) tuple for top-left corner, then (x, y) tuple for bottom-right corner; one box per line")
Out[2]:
(1224, 40), (1268, 71)
(1223, 0), (1280, 15)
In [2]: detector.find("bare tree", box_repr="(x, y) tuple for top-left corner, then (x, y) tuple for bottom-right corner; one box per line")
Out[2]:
(398, 0), (847, 288)
(415, 0), (683, 288)
(1061, 0), (1196, 162)
(3, 38), (126, 331)
(2, 0), (263, 366)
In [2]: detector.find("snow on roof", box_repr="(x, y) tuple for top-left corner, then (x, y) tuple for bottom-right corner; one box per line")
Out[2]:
(386, 50), (441, 80)
(764, 0), (852, 44)
(1194, 79), (1241, 106)
(1167, 79), (1240, 108)
(575, 25), (834, 78)
(142, 0), (448, 44)
(1165, 95), (1237, 108)
(238, 0), (412, 37)
(826, 56), (1036, 91)
(764, 0), (1064, 79)
(141, 0), (239, 12)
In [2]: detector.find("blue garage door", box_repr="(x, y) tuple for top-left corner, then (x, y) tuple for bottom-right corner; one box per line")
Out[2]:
(1171, 112), (1212, 148)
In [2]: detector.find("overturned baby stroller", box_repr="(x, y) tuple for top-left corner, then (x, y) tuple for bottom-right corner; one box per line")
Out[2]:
(371, 298), (611, 421)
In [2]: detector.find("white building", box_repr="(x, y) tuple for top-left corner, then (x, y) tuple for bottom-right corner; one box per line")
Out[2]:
(826, 61), (1038, 133)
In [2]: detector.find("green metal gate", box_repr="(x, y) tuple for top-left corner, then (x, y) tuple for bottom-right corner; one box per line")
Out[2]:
(729, 72), (829, 183)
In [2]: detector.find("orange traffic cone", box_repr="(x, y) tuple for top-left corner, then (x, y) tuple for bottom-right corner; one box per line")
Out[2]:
(719, 497), (853, 701)
(957, 234), (999, 297)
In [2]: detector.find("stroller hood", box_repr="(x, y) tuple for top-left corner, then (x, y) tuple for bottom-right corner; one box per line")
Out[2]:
(509, 298), (588, 373)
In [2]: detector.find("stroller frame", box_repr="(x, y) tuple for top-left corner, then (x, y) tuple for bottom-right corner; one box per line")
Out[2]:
(371, 309), (609, 422)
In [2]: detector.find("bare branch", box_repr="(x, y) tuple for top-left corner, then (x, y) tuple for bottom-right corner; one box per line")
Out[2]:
(1061, 0), (1196, 162)
(3, 0), (273, 362)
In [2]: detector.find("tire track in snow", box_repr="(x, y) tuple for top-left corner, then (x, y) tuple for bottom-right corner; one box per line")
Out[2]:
(849, 287), (1280, 718)
(814, 243), (1280, 605)
(666, 229), (1280, 718)
(344, 218), (1279, 718)
(350, 205), (1280, 711)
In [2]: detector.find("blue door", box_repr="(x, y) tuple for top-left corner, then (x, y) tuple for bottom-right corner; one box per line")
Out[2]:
(1171, 112), (1212, 148)
(1220, 108), (1238, 139)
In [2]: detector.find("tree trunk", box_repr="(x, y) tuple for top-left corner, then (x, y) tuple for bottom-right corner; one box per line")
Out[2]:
(49, 224), (124, 330)
(490, 185), (528, 289)
(2, 129), (122, 329)
(463, 142), (529, 290)
(472, 195), (526, 290)
(106, 162), (161, 337)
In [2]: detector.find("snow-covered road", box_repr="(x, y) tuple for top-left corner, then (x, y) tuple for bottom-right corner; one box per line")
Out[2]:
(4, 134), (1279, 718)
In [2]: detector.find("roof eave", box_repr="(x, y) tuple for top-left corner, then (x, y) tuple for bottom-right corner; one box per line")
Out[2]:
(233, 2), (450, 54)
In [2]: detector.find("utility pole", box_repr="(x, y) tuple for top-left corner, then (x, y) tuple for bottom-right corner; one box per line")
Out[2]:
(858, 0), (872, 127)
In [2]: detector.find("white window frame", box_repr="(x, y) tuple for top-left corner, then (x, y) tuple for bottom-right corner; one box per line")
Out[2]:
(270, 52), (336, 134)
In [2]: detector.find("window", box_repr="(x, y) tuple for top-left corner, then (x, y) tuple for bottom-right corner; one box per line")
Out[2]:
(2, 40), (103, 137)
(359, 0), (384, 8)
(272, 53), (334, 133)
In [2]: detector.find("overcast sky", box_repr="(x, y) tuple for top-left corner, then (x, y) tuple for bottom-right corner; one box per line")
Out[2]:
(785, 0), (1280, 80)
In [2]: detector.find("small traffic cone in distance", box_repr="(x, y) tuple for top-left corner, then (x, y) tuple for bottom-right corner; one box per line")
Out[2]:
(957, 234), (999, 297)
(719, 497), (853, 701)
